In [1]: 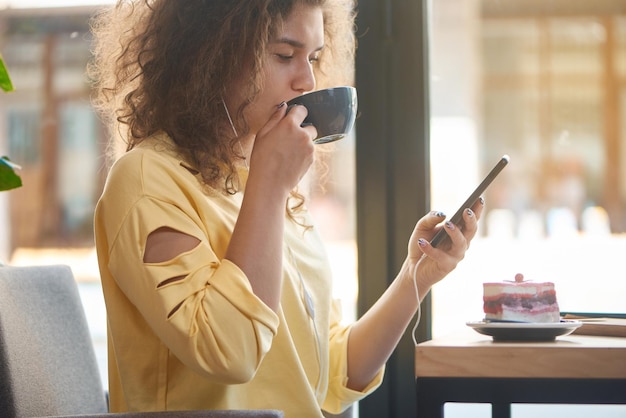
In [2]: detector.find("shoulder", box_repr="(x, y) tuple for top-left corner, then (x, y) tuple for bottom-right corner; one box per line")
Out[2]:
(109, 134), (180, 177)
(96, 134), (209, 240)
(97, 136), (220, 236)
(105, 133), (204, 198)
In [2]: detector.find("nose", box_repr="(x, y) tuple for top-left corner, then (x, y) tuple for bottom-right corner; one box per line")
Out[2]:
(293, 61), (316, 93)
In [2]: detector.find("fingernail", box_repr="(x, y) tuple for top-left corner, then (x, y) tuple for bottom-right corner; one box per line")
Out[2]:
(466, 208), (474, 217)
(277, 101), (286, 109)
(418, 238), (428, 247)
(445, 221), (455, 230)
(286, 103), (298, 114)
(479, 196), (485, 205)
(432, 211), (445, 218)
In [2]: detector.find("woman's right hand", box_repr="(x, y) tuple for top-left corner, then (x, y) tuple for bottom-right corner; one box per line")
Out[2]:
(248, 103), (317, 195)
(227, 103), (316, 311)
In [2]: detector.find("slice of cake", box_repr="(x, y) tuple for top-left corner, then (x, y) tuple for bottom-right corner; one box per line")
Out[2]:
(483, 273), (561, 322)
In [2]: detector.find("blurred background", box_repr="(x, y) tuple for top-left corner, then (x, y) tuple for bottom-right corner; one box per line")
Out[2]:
(1, 0), (625, 417)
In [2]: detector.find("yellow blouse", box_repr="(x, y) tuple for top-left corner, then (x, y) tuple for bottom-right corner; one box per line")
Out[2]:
(94, 133), (383, 417)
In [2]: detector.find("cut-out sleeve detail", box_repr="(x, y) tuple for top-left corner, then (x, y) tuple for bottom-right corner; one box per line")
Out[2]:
(156, 275), (186, 289)
(167, 300), (184, 319)
(144, 226), (200, 264)
(106, 196), (279, 383)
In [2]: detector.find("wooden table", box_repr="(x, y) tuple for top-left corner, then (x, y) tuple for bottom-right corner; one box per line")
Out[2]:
(414, 330), (626, 418)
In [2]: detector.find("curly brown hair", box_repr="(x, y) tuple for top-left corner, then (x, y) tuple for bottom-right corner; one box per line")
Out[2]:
(89, 0), (356, 199)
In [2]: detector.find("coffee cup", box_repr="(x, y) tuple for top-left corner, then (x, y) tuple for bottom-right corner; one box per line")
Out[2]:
(286, 86), (357, 144)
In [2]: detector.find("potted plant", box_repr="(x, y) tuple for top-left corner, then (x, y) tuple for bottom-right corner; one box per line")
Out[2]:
(0, 54), (22, 192)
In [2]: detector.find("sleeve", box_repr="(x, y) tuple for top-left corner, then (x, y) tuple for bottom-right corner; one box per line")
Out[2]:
(322, 299), (385, 414)
(107, 196), (280, 384)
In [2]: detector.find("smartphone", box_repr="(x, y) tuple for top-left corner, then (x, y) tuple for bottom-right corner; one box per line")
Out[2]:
(430, 155), (510, 248)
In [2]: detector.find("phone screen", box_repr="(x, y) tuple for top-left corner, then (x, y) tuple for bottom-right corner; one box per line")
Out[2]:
(430, 155), (510, 248)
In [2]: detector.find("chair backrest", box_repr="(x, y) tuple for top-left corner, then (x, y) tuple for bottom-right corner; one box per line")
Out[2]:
(0, 264), (109, 417)
(0, 264), (285, 418)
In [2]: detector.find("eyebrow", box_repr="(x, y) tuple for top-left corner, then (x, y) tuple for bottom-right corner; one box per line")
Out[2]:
(272, 37), (324, 52)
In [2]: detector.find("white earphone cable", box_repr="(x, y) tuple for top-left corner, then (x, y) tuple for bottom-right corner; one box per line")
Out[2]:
(411, 253), (427, 346)
(287, 245), (323, 400)
(221, 98), (249, 170)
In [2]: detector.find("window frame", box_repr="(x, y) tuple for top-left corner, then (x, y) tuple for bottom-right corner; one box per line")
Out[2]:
(355, 1), (431, 416)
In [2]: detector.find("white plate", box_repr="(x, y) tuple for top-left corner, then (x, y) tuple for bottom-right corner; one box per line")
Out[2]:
(466, 319), (582, 341)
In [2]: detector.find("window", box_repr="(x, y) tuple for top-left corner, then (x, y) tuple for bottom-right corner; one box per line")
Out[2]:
(429, 1), (626, 416)
(356, 1), (625, 417)
(430, 0), (626, 338)
(0, 9), (104, 250)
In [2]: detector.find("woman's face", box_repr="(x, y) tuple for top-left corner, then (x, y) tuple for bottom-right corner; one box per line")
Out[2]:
(243, 4), (325, 135)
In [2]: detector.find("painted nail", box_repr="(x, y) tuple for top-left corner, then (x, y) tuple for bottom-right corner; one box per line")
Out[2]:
(432, 211), (446, 218)
(479, 196), (485, 205)
(466, 208), (474, 217)
(277, 101), (287, 109)
(445, 221), (455, 230)
(418, 238), (428, 247)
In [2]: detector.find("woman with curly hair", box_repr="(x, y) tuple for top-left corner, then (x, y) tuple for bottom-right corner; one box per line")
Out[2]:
(90, 1), (483, 416)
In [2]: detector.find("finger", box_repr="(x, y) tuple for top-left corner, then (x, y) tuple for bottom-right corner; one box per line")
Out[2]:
(286, 105), (318, 141)
(416, 211), (447, 233)
(411, 211), (448, 253)
(440, 219), (470, 256)
(303, 124), (318, 141)
(444, 220), (463, 242)
(256, 101), (288, 138)
(416, 236), (459, 273)
(441, 196), (484, 245)
(409, 211), (446, 257)
(462, 207), (479, 243)
(462, 196), (485, 244)
(470, 196), (485, 220)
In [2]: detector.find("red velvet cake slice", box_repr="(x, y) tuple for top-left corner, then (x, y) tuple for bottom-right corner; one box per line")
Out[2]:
(483, 274), (561, 323)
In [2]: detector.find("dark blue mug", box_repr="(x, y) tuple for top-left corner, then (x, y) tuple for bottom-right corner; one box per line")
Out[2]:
(287, 86), (357, 144)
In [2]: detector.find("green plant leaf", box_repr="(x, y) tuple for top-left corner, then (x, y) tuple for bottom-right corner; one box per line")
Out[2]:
(0, 156), (22, 191)
(0, 54), (14, 93)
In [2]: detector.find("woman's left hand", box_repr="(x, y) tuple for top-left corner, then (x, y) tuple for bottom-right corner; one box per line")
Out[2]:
(346, 198), (484, 391)
(407, 199), (484, 290)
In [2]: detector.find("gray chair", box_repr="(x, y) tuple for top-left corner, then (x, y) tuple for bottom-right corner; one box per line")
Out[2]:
(0, 264), (283, 418)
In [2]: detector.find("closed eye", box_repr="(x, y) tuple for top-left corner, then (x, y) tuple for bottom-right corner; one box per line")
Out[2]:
(275, 54), (294, 61)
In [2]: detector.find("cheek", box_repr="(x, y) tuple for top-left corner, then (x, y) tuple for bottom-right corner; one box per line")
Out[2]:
(244, 99), (276, 134)
(244, 65), (289, 133)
